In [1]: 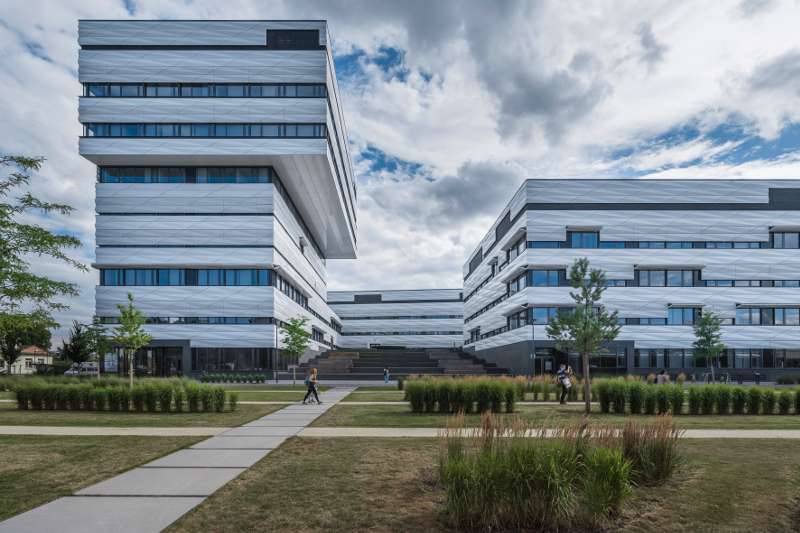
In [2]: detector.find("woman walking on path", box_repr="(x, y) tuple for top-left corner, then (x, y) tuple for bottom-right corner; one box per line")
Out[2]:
(383, 367), (390, 384)
(303, 368), (321, 404)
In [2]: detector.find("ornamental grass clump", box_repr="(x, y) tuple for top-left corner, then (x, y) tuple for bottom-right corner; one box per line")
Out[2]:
(200, 386), (215, 412)
(157, 383), (174, 412)
(746, 387), (763, 415)
(621, 416), (683, 485)
(595, 380), (612, 413)
(643, 386), (657, 415)
(668, 384), (684, 415)
(404, 378), (517, 415)
(656, 387), (670, 415)
(699, 386), (716, 415)
(438, 414), (656, 531)
(687, 387), (701, 415)
(762, 388), (777, 415)
(436, 380), (453, 414)
(778, 390), (792, 415)
(228, 391), (239, 411)
(715, 386), (732, 415)
(628, 381), (645, 415)
(212, 386), (226, 413)
(732, 387), (747, 414)
(609, 380), (626, 414)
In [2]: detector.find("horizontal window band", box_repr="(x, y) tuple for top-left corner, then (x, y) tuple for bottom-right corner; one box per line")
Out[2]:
(331, 299), (463, 305)
(97, 245), (272, 248)
(340, 315), (463, 320)
(97, 316), (281, 325)
(341, 331), (463, 336)
(81, 45), (325, 50)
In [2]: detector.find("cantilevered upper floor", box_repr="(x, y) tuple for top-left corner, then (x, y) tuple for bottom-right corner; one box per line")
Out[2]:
(77, 20), (357, 259)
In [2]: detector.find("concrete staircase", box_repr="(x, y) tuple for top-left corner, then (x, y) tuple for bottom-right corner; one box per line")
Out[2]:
(298, 348), (505, 380)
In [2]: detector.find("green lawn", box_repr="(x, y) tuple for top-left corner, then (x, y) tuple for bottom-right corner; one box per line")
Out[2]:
(219, 384), (329, 391)
(0, 402), (282, 427)
(312, 403), (800, 430)
(0, 392), (13, 400)
(168, 437), (800, 532)
(354, 386), (401, 392)
(231, 391), (304, 402)
(342, 390), (406, 402)
(0, 435), (200, 521)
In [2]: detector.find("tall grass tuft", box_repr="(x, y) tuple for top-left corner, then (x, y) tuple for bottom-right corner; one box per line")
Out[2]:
(668, 384), (684, 415)
(655, 387), (670, 415)
(762, 388), (777, 415)
(628, 381), (645, 415)
(596, 380), (612, 413)
(621, 417), (683, 485)
(643, 386), (657, 415)
(580, 447), (633, 523)
(228, 391), (239, 411)
(699, 386), (716, 415)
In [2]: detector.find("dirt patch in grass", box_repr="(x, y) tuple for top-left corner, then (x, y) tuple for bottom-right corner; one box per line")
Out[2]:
(0, 435), (200, 521)
(0, 402), (282, 427)
(313, 404), (800, 430)
(169, 438), (445, 533)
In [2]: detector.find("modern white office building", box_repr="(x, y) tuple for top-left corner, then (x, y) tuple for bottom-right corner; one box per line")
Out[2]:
(463, 180), (800, 379)
(78, 20), (356, 375)
(328, 289), (464, 349)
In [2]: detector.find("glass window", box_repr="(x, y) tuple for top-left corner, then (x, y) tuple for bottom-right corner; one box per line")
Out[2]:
(568, 231), (598, 248)
(530, 241), (560, 248)
(119, 85), (141, 97)
(284, 124), (297, 137)
(283, 85), (297, 97)
(668, 307), (697, 325)
(773, 232), (800, 248)
(191, 124), (210, 136)
(261, 124), (281, 137)
(785, 308), (800, 325)
(736, 308), (759, 325)
(297, 124), (317, 137)
(296, 85), (315, 97)
(102, 269), (120, 286)
(87, 84), (107, 96)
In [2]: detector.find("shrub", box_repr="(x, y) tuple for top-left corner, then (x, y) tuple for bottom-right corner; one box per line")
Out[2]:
(91, 388), (108, 411)
(143, 384), (159, 412)
(107, 387), (122, 411)
(55, 386), (70, 410)
(118, 387), (131, 412)
(172, 385), (185, 413)
(397, 377), (404, 391)
(596, 381), (612, 413)
(610, 380), (626, 414)
(531, 380), (541, 401)
(461, 382), (476, 414)
(504, 382), (516, 413)
(185, 381), (201, 412)
(699, 386), (716, 415)
(228, 391), (239, 411)
(157, 383), (173, 412)
(621, 417), (682, 485)
(131, 386), (146, 412)
(212, 386), (226, 413)
(715, 386), (731, 415)
(795, 387), (800, 415)
(581, 447), (633, 522)
(626, 382), (643, 415)
(28, 384), (45, 410)
(655, 387), (670, 415)
(762, 388), (777, 415)
(15, 386), (29, 410)
(66, 386), (81, 411)
(687, 387), (701, 415)
(643, 386), (657, 415)
(449, 382), (465, 413)
(778, 390), (792, 415)
(200, 386), (215, 412)
(488, 382), (504, 413)
(668, 384), (684, 415)
(475, 382), (491, 413)
(437, 381), (453, 414)
(43, 386), (58, 410)
(746, 387), (762, 415)
(646, 373), (656, 384)
(732, 387), (747, 415)
(406, 381), (424, 413)
(776, 375), (797, 385)
(78, 384), (93, 411)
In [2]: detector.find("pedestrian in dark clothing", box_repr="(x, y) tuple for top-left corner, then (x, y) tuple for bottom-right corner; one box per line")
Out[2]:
(557, 363), (572, 404)
(303, 368), (321, 404)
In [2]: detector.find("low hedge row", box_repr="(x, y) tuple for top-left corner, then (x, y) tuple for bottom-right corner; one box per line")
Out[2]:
(12, 379), (237, 413)
(200, 372), (271, 383)
(404, 378), (517, 414)
(595, 379), (800, 415)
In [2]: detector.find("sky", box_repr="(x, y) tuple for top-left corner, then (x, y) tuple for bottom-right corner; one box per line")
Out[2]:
(1, 0), (800, 343)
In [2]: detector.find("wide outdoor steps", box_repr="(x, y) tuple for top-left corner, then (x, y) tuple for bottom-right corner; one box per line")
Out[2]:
(298, 348), (505, 380)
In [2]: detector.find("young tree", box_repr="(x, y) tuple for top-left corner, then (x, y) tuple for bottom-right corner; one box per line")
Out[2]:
(0, 311), (55, 373)
(280, 317), (311, 373)
(60, 320), (92, 366)
(112, 293), (152, 389)
(693, 310), (725, 382)
(545, 258), (621, 414)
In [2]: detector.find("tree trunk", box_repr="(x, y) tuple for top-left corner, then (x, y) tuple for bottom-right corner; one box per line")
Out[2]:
(708, 356), (715, 382)
(128, 349), (134, 390)
(582, 350), (591, 415)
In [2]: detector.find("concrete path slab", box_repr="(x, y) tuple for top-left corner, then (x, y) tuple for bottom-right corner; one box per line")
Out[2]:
(241, 418), (317, 427)
(191, 435), (287, 449)
(222, 426), (302, 437)
(0, 496), (205, 533)
(76, 467), (245, 496)
(0, 425), (226, 436)
(142, 449), (270, 468)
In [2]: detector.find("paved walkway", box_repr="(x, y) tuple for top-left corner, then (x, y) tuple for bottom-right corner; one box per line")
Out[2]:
(0, 387), (354, 533)
(298, 427), (800, 439)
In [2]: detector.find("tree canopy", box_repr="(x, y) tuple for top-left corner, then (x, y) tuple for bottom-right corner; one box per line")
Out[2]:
(0, 310), (55, 371)
(281, 317), (311, 365)
(693, 310), (725, 382)
(113, 293), (152, 388)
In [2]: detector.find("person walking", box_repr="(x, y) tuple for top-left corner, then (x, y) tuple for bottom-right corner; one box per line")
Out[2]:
(303, 368), (321, 404)
(656, 369), (670, 385)
(383, 367), (390, 385)
(557, 363), (572, 405)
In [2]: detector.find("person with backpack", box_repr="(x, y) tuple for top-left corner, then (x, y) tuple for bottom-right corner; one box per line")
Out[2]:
(383, 367), (390, 385)
(557, 363), (572, 405)
(303, 368), (321, 404)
